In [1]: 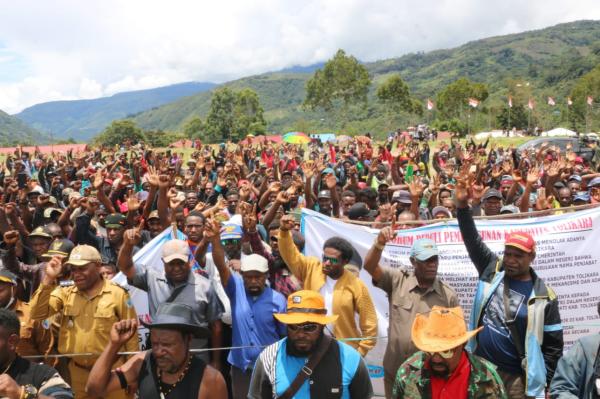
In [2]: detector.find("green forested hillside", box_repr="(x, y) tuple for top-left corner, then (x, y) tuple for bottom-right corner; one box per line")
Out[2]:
(131, 20), (600, 137)
(0, 110), (49, 145)
(16, 82), (216, 141)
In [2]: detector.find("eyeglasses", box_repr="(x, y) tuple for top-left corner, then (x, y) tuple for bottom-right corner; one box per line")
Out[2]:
(322, 255), (339, 265)
(426, 348), (455, 359)
(221, 239), (240, 246)
(287, 323), (319, 333)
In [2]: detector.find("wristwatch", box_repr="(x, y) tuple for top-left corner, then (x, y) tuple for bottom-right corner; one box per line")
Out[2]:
(21, 385), (38, 399)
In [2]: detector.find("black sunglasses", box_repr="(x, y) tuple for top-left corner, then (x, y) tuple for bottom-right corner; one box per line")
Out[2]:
(287, 323), (319, 333)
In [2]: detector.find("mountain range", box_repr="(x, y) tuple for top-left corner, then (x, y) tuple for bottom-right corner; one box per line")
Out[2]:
(15, 82), (216, 141)
(9, 19), (600, 142)
(130, 20), (600, 136)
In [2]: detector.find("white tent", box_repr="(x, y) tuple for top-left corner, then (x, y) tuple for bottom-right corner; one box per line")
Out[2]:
(542, 128), (577, 137)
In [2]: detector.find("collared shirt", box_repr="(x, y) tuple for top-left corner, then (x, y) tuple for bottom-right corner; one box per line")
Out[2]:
(225, 273), (287, 370)
(374, 267), (459, 376)
(130, 264), (223, 328)
(14, 300), (53, 361)
(29, 278), (139, 369)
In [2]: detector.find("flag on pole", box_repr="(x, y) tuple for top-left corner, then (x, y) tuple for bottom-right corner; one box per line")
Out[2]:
(427, 99), (434, 111)
(468, 98), (479, 108)
(567, 97), (573, 106)
(547, 97), (555, 106)
(588, 96), (594, 106)
(528, 98), (534, 110)
(508, 96), (513, 108)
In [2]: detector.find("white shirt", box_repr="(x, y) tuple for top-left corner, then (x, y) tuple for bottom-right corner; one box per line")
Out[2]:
(319, 276), (337, 335)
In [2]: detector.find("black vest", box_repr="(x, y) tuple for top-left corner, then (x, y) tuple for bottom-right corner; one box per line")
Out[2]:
(268, 340), (343, 399)
(137, 352), (206, 399)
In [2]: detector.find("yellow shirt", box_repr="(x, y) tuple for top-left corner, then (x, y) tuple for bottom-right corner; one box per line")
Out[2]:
(278, 230), (378, 356)
(29, 278), (139, 369)
(15, 300), (54, 362)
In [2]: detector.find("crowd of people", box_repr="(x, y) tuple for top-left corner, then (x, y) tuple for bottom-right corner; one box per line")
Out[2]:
(0, 130), (598, 398)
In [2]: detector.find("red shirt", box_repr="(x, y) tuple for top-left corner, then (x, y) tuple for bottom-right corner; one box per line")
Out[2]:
(429, 351), (471, 399)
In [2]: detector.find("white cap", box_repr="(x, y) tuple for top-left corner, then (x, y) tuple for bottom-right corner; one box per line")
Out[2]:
(240, 254), (269, 273)
(162, 240), (190, 263)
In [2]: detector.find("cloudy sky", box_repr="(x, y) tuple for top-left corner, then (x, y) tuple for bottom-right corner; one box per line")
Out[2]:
(1, 0), (599, 114)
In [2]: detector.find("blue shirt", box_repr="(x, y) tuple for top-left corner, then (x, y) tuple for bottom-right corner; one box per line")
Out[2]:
(225, 273), (287, 370)
(477, 278), (533, 373)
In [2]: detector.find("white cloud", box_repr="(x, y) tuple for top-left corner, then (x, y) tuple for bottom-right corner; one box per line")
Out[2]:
(0, 0), (599, 113)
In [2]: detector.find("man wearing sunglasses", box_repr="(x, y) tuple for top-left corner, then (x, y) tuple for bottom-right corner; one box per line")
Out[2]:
(393, 306), (507, 398)
(364, 227), (459, 399)
(278, 214), (378, 357)
(248, 290), (373, 399)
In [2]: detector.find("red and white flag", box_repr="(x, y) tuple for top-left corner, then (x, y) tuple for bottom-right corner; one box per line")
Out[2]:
(567, 97), (573, 106)
(508, 96), (512, 108)
(427, 99), (434, 111)
(528, 98), (534, 110)
(547, 97), (555, 106)
(468, 98), (479, 108)
(588, 96), (594, 106)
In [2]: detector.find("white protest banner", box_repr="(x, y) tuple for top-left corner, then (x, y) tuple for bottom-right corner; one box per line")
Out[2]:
(113, 226), (186, 349)
(301, 207), (600, 395)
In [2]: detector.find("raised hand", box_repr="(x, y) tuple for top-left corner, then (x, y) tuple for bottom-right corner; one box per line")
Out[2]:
(126, 189), (141, 212)
(202, 219), (221, 242)
(146, 166), (160, 187)
(110, 319), (139, 346)
(376, 226), (397, 246)
(3, 230), (19, 247)
(93, 168), (105, 190)
(123, 218), (144, 247)
(324, 173), (337, 190)
(526, 167), (540, 186)
(276, 191), (290, 204)
(279, 214), (295, 232)
(44, 256), (63, 283)
(242, 204), (258, 233)
(157, 174), (171, 189)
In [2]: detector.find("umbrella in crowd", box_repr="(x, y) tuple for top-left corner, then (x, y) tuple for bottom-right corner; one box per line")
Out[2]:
(283, 132), (311, 144)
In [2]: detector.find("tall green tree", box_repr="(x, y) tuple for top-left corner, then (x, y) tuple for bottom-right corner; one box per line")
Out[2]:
(436, 78), (489, 120)
(233, 88), (266, 139)
(303, 49), (371, 112)
(496, 104), (529, 130)
(205, 88), (236, 142)
(95, 120), (146, 146)
(569, 64), (600, 131)
(182, 117), (204, 139)
(376, 74), (412, 112)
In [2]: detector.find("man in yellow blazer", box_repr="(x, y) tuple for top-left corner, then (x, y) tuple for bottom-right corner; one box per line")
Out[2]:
(278, 214), (377, 356)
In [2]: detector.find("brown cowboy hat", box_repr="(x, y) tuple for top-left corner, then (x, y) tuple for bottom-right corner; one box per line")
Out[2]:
(412, 306), (482, 353)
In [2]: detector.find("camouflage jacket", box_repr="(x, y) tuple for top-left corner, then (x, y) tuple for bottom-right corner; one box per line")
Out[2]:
(392, 351), (508, 399)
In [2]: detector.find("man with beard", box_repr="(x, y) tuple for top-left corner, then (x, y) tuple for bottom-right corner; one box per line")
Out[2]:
(242, 213), (302, 298)
(278, 214), (378, 357)
(364, 228), (458, 399)
(86, 303), (227, 399)
(247, 290), (373, 399)
(392, 306), (507, 398)
(205, 219), (287, 399)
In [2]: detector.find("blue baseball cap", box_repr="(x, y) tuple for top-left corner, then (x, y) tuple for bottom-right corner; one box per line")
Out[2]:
(588, 177), (600, 188)
(568, 175), (582, 183)
(220, 223), (243, 240)
(410, 238), (439, 261)
(573, 192), (590, 203)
